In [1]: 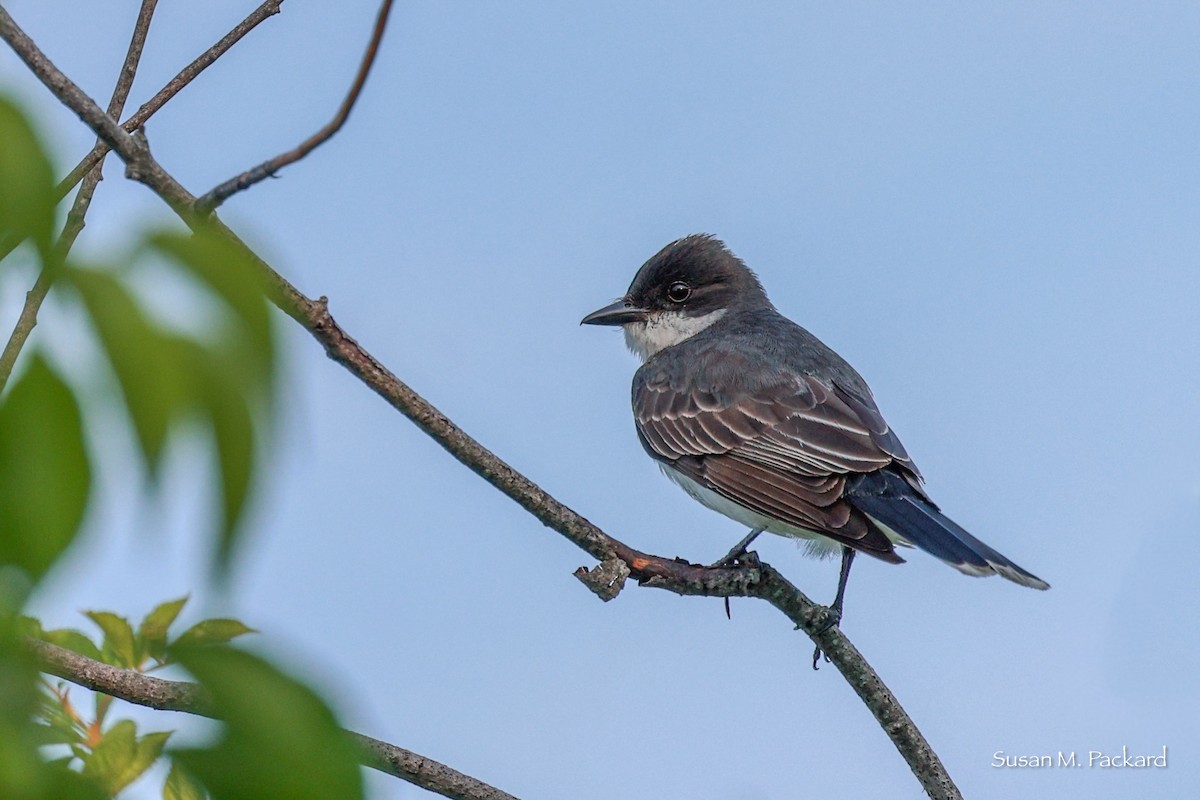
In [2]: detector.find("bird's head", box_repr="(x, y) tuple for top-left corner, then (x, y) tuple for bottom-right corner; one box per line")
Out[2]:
(581, 234), (770, 360)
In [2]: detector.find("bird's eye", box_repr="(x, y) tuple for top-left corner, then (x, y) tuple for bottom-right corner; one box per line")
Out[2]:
(667, 282), (691, 303)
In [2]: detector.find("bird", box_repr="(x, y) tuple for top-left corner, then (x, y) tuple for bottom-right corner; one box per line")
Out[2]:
(581, 234), (1048, 658)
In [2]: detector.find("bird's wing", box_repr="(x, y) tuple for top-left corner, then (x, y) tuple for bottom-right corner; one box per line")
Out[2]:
(635, 370), (916, 477)
(634, 370), (914, 560)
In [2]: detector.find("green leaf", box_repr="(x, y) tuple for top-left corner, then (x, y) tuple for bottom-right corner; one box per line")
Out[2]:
(45, 770), (109, 800)
(34, 693), (84, 743)
(67, 267), (182, 476)
(172, 619), (255, 649)
(68, 258), (274, 573)
(138, 596), (189, 663)
(171, 647), (363, 800)
(28, 720), (81, 747)
(148, 230), (274, 378)
(17, 764), (108, 800)
(81, 720), (138, 789)
(0, 95), (58, 259)
(34, 683), (88, 747)
(94, 693), (113, 726)
(133, 731), (173, 785)
(163, 761), (207, 800)
(169, 338), (258, 568)
(206, 376), (255, 568)
(39, 628), (103, 663)
(84, 612), (137, 668)
(0, 619), (104, 799)
(41, 714), (84, 746)
(15, 616), (44, 638)
(80, 720), (169, 795)
(0, 354), (91, 579)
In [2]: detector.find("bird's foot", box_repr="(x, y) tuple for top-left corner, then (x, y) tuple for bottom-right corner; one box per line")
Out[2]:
(708, 548), (759, 569)
(809, 605), (842, 670)
(710, 548), (747, 567)
(712, 551), (761, 620)
(710, 528), (764, 568)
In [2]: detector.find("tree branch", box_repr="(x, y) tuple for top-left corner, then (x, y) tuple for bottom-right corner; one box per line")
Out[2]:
(103, 0), (159, 121)
(0, 270), (52, 391)
(0, 0), (158, 391)
(0, 9), (961, 798)
(27, 639), (519, 800)
(0, 0), (286, 265)
(194, 0), (394, 215)
(66, 0), (287, 199)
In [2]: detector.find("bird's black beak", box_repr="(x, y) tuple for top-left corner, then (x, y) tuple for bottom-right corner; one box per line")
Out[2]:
(580, 298), (647, 326)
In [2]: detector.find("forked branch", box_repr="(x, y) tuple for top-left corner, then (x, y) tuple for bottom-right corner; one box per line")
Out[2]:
(0, 0), (286, 265)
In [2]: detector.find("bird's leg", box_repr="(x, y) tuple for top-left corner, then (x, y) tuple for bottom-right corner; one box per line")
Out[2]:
(812, 547), (856, 670)
(710, 527), (764, 568)
(712, 528), (766, 619)
(830, 546), (855, 618)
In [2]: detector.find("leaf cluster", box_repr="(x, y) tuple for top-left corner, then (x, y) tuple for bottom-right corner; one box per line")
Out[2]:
(0, 96), (364, 799)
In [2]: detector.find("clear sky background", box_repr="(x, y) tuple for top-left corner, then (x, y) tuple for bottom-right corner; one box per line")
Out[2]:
(3, 2), (1198, 798)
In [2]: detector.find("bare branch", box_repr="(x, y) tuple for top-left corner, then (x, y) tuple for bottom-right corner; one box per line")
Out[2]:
(0, 0), (158, 391)
(0, 0), (286, 264)
(194, 0), (394, 215)
(0, 271), (52, 391)
(54, 0), (286, 203)
(28, 640), (520, 800)
(85, 0), (287, 186)
(0, 10), (961, 798)
(104, 0), (159, 121)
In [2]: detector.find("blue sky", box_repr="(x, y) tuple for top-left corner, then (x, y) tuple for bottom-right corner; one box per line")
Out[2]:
(3, 1), (1198, 798)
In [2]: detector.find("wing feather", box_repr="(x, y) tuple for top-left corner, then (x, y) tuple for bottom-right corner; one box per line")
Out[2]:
(695, 412), (744, 450)
(633, 368), (913, 560)
(636, 372), (906, 476)
(695, 457), (896, 557)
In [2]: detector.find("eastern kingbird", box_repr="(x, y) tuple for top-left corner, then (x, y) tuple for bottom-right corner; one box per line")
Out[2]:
(582, 235), (1048, 636)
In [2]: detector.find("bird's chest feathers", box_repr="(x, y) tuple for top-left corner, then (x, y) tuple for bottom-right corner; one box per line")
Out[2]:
(624, 309), (727, 361)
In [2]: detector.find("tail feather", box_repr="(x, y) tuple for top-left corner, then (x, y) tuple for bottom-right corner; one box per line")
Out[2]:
(847, 470), (1049, 590)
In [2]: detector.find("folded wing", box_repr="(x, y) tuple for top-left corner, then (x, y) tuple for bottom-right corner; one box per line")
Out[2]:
(634, 366), (1048, 587)
(634, 369), (913, 561)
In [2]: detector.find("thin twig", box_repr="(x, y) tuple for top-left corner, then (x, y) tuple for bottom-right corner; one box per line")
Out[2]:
(194, 0), (394, 214)
(0, 272), (52, 391)
(27, 640), (519, 800)
(0, 0), (158, 391)
(0, 10), (961, 798)
(105, 0), (159, 120)
(0, 0), (286, 264)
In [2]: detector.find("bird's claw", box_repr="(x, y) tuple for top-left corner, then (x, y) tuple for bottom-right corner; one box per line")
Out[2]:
(811, 645), (828, 670)
(815, 605), (842, 634)
(810, 604), (842, 670)
(708, 549), (760, 569)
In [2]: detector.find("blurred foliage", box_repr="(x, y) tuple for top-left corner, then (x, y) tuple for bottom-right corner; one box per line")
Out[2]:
(0, 354), (90, 578)
(21, 598), (364, 799)
(0, 94), (366, 798)
(0, 95), (58, 260)
(66, 227), (276, 568)
(172, 646), (365, 800)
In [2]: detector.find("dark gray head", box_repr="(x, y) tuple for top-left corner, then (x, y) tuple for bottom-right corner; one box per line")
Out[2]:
(581, 234), (772, 360)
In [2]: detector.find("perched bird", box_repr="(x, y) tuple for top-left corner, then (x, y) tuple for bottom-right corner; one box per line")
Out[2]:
(582, 235), (1048, 647)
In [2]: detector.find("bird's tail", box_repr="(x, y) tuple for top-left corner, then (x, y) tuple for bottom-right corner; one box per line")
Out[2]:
(847, 470), (1049, 590)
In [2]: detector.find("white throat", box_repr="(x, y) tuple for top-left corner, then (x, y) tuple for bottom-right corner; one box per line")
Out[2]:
(623, 309), (727, 362)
